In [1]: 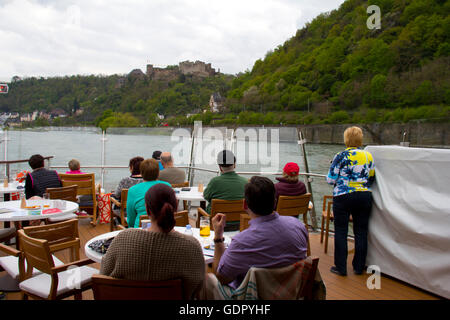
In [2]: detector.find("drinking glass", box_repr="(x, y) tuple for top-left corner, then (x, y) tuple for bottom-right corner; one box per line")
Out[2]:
(199, 216), (211, 237)
(43, 193), (50, 208)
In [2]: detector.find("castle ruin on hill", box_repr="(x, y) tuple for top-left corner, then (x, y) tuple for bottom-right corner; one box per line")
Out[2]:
(126, 60), (217, 82)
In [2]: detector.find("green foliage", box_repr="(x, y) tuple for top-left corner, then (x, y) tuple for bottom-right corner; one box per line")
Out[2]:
(329, 110), (350, 124)
(147, 113), (160, 127)
(225, 0), (449, 123)
(99, 112), (140, 131)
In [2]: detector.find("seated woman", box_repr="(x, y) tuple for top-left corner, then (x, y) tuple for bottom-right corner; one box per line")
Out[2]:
(65, 159), (85, 174)
(112, 156), (144, 202)
(126, 158), (171, 228)
(274, 162), (307, 208)
(100, 184), (205, 299)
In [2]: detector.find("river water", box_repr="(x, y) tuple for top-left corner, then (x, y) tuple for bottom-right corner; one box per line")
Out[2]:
(1, 127), (344, 228)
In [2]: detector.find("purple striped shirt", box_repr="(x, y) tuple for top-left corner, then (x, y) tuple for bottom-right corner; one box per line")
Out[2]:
(217, 212), (308, 289)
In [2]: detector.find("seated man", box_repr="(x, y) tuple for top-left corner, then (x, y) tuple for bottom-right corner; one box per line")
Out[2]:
(152, 150), (164, 171)
(203, 150), (247, 231)
(211, 176), (309, 290)
(25, 154), (62, 199)
(158, 152), (186, 185)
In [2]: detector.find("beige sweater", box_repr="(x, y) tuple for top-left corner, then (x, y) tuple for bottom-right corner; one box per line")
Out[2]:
(100, 228), (205, 299)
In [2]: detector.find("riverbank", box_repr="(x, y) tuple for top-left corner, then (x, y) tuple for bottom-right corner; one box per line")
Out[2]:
(6, 122), (449, 148)
(300, 122), (449, 148)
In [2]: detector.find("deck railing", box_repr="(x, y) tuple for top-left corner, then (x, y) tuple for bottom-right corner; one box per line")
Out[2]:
(0, 126), (329, 230)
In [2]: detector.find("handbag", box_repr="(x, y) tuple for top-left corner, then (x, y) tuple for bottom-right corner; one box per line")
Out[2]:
(97, 192), (112, 224)
(88, 237), (115, 254)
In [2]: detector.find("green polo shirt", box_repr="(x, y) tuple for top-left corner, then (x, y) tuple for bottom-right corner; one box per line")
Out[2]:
(203, 171), (248, 214)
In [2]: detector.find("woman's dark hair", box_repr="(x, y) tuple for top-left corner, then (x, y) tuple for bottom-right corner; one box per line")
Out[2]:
(140, 159), (159, 181)
(29, 154), (45, 170)
(145, 184), (177, 233)
(129, 156), (144, 176)
(245, 176), (275, 216)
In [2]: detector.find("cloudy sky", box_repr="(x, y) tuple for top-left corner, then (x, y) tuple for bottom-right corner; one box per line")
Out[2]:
(0, 0), (345, 81)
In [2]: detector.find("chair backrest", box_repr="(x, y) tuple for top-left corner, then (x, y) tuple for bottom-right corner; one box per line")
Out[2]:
(22, 219), (80, 260)
(174, 210), (189, 227)
(91, 275), (184, 300)
(120, 188), (129, 217)
(299, 256), (320, 300)
(240, 213), (251, 231)
(139, 214), (150, 227)
(210, 199), (246, 229)
(139, 211), (189, 228)
(46, 185), (78, 202)
(59, 173), (96, 197)
(171, 181), (189, 188)
(276, 193), (311, 217)
(17, 229), (54, 276)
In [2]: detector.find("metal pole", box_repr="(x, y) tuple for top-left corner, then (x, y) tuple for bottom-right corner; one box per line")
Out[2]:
(100, 130), (107, 188)
(298, 128), (318, 230)
(187, 125), (196, 186)
(4, 129), (8, 178)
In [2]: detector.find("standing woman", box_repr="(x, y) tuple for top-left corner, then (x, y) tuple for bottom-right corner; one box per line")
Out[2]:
(327, 127), (375, 276)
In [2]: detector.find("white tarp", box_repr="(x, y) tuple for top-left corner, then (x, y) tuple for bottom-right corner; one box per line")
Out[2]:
(365, 145), (450, 299)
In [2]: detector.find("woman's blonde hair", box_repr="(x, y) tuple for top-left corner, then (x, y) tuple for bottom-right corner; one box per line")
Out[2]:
(344, 126), (363, 148)
(282, 172), (299, 182)
(68, 159), (80, 171)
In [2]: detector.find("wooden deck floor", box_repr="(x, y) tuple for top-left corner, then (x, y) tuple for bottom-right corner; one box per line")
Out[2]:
(1, 219), (441, 300)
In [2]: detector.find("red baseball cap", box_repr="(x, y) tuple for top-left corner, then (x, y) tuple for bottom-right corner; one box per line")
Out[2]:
(283, 162), (300, 176)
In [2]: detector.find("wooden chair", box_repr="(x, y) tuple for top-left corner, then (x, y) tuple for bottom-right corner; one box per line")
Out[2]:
(138, 210), (189, 228)
(171, 182), (189, 210)
(197, 199), (246, 231)
(59, 173), (97, 225)
(171, 182), (189, 188)
(45, 185), (79, 223)
(276, 193), (312, 256)
(17, 219), (98, 300)
(110, 189), (128, 231)
(240, 213), (251, 231)
(0, 220), (79, 291)
(91, 275), (184, 300)
(321, 195), (353, 254)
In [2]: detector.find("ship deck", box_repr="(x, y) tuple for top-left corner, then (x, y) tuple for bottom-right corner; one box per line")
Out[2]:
(1, 219), (441, 300)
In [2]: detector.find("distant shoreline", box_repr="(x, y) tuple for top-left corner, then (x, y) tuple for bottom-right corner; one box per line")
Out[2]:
(4, 122), (449, 148)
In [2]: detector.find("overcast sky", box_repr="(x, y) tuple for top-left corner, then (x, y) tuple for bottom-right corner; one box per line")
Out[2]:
(0, 0), (345, 82)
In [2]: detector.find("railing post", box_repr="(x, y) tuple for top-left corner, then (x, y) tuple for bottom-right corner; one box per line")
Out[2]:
(297, 128), (318, 230)
(187, 126), (196, 186)
(100, 130), (107, 188)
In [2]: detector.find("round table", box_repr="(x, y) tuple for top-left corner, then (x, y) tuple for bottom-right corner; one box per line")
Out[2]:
(84, 226), (231, 265)
(174, 187), (205, 202)
(0, 183), (25, 196)
(0, 200), (79, 222)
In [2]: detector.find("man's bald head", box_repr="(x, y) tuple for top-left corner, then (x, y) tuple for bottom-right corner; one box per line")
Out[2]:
(160, 152), (173, 167)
